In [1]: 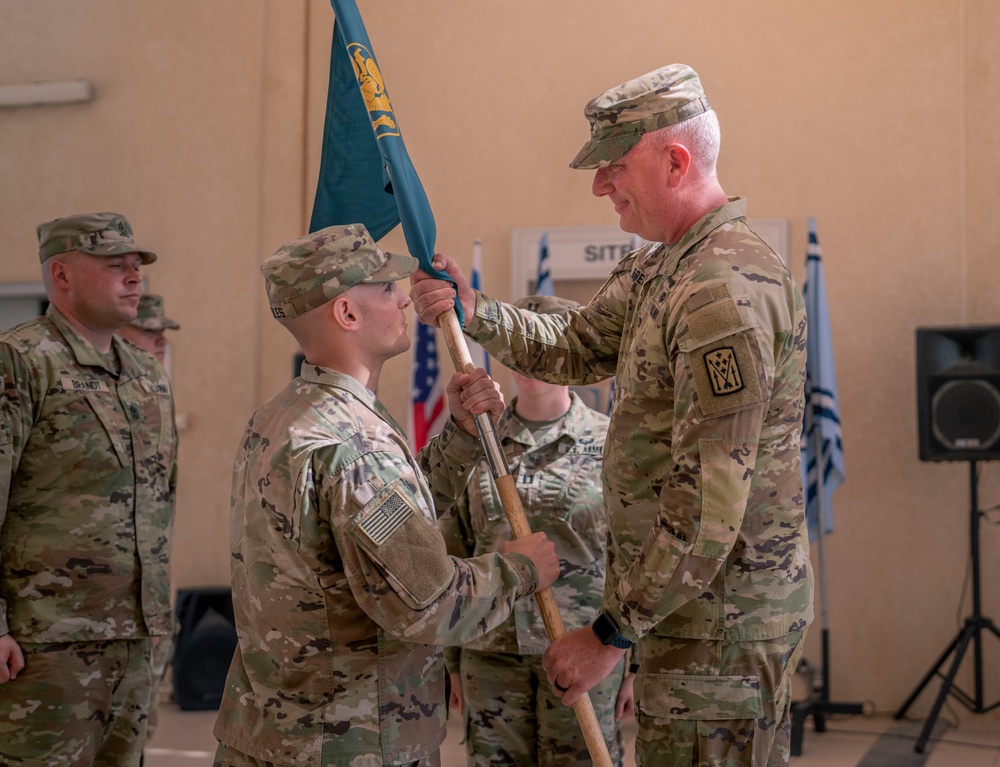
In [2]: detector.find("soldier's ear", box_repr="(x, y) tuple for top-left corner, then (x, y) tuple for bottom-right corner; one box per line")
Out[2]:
(47, 256), (72, 291)
(330, 294), (359, 332)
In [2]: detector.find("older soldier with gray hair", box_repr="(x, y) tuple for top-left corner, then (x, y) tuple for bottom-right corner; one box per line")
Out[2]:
(411, 64), (813, 766)
(0, 212), (177, 766)
(212, 224), (559, 767)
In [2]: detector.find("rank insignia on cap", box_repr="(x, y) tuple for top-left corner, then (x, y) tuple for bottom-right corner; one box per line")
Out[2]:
(357, 490), (414, 546)
(704, 347), (744, 396)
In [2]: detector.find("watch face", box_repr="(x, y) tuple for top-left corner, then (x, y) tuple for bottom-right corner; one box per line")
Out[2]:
(593, 614), (616, 644)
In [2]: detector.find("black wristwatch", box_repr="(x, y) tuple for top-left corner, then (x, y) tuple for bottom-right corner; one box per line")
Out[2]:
(592, 613), (633, 650)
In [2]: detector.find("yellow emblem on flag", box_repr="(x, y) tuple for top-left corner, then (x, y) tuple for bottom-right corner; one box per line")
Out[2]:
(347, 42), (399, 139)
(704, 346), (744, 396)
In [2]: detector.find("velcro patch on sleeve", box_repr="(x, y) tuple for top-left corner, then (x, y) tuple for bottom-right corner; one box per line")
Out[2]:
(357, 490), (415, 547)
(681, 288), (764, 419)
(690, 334), (762, 417)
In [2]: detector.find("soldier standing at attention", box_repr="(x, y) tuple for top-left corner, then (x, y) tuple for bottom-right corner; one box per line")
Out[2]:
(441, 294), (632, 767)
(0, 212), (178, 766)
(117, 293), (181, 365)
(411, 64), (813, 766)
(212, 224), (559, 767)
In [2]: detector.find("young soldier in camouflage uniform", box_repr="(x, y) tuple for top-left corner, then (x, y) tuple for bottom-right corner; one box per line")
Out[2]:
(411, 64), (813, 767)
(441, 294), (631, 767)
(118, 293), (181, 365)
(212, 224), (559, 767)
(0, 212), (178, 766)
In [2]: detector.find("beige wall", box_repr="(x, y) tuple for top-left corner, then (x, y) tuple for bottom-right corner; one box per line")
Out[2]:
(2, 0), (998, 712)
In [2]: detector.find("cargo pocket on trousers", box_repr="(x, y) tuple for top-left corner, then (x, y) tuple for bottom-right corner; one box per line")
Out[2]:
(636, 673), (766, 762)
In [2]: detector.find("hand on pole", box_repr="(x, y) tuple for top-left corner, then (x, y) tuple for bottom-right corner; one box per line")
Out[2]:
(500, 532), (559, 592)
(542, 626), (625, 706)
(446, 369), (504, 436)
(410, 254), (476, 327)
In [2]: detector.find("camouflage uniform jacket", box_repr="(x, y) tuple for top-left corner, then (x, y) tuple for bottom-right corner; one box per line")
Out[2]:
(441, 392), (608, 666)
(0, 304), (177, 640)
(468, 198), (814, 644)
(213, 364), (540, 767)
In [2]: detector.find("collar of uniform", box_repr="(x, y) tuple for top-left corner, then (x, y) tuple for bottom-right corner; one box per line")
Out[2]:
(299, 362), (375, 403)
(298, 361), (407, 438)
(661, 196), (748, 275)
(502, 391), (591, 448)
(46, 304), (124, 374)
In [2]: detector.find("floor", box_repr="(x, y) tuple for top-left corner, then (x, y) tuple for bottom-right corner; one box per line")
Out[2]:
(146, 692), (1000, 767)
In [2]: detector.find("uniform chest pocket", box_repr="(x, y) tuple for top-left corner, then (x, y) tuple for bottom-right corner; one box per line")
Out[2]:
(37, 383), (129, 489)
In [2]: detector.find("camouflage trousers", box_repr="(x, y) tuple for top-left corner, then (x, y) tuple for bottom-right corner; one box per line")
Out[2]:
(458, 650), (625, 767)
(632, 630), (806, 767)
(214, 742), (441, 767)
(145, 622), (178, 740)
(0, 637), (154, 767)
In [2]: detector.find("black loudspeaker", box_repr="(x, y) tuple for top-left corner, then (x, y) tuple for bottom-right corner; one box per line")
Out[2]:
(916, 325), (1000, 461)
(172, 587), (238, 711)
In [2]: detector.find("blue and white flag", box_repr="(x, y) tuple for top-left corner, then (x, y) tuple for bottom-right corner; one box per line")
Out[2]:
(535, 232), (554, 296)
(801, 217), (844, 539)
(467, 240), (491, 374)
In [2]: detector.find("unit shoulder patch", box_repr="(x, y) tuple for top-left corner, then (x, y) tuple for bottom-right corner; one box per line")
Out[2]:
(704, 346), (744, 396)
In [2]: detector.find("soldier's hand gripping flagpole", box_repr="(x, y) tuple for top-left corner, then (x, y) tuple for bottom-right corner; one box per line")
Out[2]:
(438, 309), (614, 767)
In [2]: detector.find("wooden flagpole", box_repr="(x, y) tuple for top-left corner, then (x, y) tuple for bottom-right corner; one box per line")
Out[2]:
(438, 309), (613, 767)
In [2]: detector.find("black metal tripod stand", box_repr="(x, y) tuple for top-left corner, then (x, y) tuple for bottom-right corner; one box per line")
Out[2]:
(894, 460), (1000, 752)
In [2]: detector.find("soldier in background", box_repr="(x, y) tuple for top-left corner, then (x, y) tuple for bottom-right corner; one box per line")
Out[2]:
(118, 293), (180, 365)
(115, 292), (181, 756)
(411, 63), (813, 766)
(212, 224), (559, 767)
(441, 294), (632, 767)
(0, 212), (177, 767)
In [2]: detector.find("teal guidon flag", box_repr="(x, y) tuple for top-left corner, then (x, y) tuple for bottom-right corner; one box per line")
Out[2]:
(311, 0), (460, 319)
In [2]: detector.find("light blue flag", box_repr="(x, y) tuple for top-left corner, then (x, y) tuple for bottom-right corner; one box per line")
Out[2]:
(535, 232), (554, 296)
(801, 217), (844, 540)
(311, 0), (461, 321)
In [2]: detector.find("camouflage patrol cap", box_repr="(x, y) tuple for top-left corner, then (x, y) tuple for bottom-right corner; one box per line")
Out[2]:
(130, 294), (180, 331)
(570, 64), (711, 170)
(513, 294), (582, 315)
(261, 223), (417, 319)
(37, 212), (157, 264)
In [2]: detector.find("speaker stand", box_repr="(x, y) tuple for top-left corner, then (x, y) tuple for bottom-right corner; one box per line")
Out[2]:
(894, 461), (1000, 752)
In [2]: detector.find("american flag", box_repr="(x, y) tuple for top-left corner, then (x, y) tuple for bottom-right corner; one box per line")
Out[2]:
(409, 320), (447, 452)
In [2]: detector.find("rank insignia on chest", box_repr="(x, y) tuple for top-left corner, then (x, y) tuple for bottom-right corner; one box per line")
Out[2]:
(704, 347), (744, 395)
(357, 490), (414, 546)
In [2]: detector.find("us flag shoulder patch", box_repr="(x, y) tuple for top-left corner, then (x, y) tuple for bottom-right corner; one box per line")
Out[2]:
(357, 490), (414, 546)
(704, 346), (744, 396)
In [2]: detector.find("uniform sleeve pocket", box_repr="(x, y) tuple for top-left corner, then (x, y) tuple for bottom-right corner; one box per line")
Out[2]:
(350, 478), (455, 611)
(678, 290), (764, 420)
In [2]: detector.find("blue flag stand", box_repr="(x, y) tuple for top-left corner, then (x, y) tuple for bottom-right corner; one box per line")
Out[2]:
(894, 461), (1000, 752)
(789, 426), (864, 756)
